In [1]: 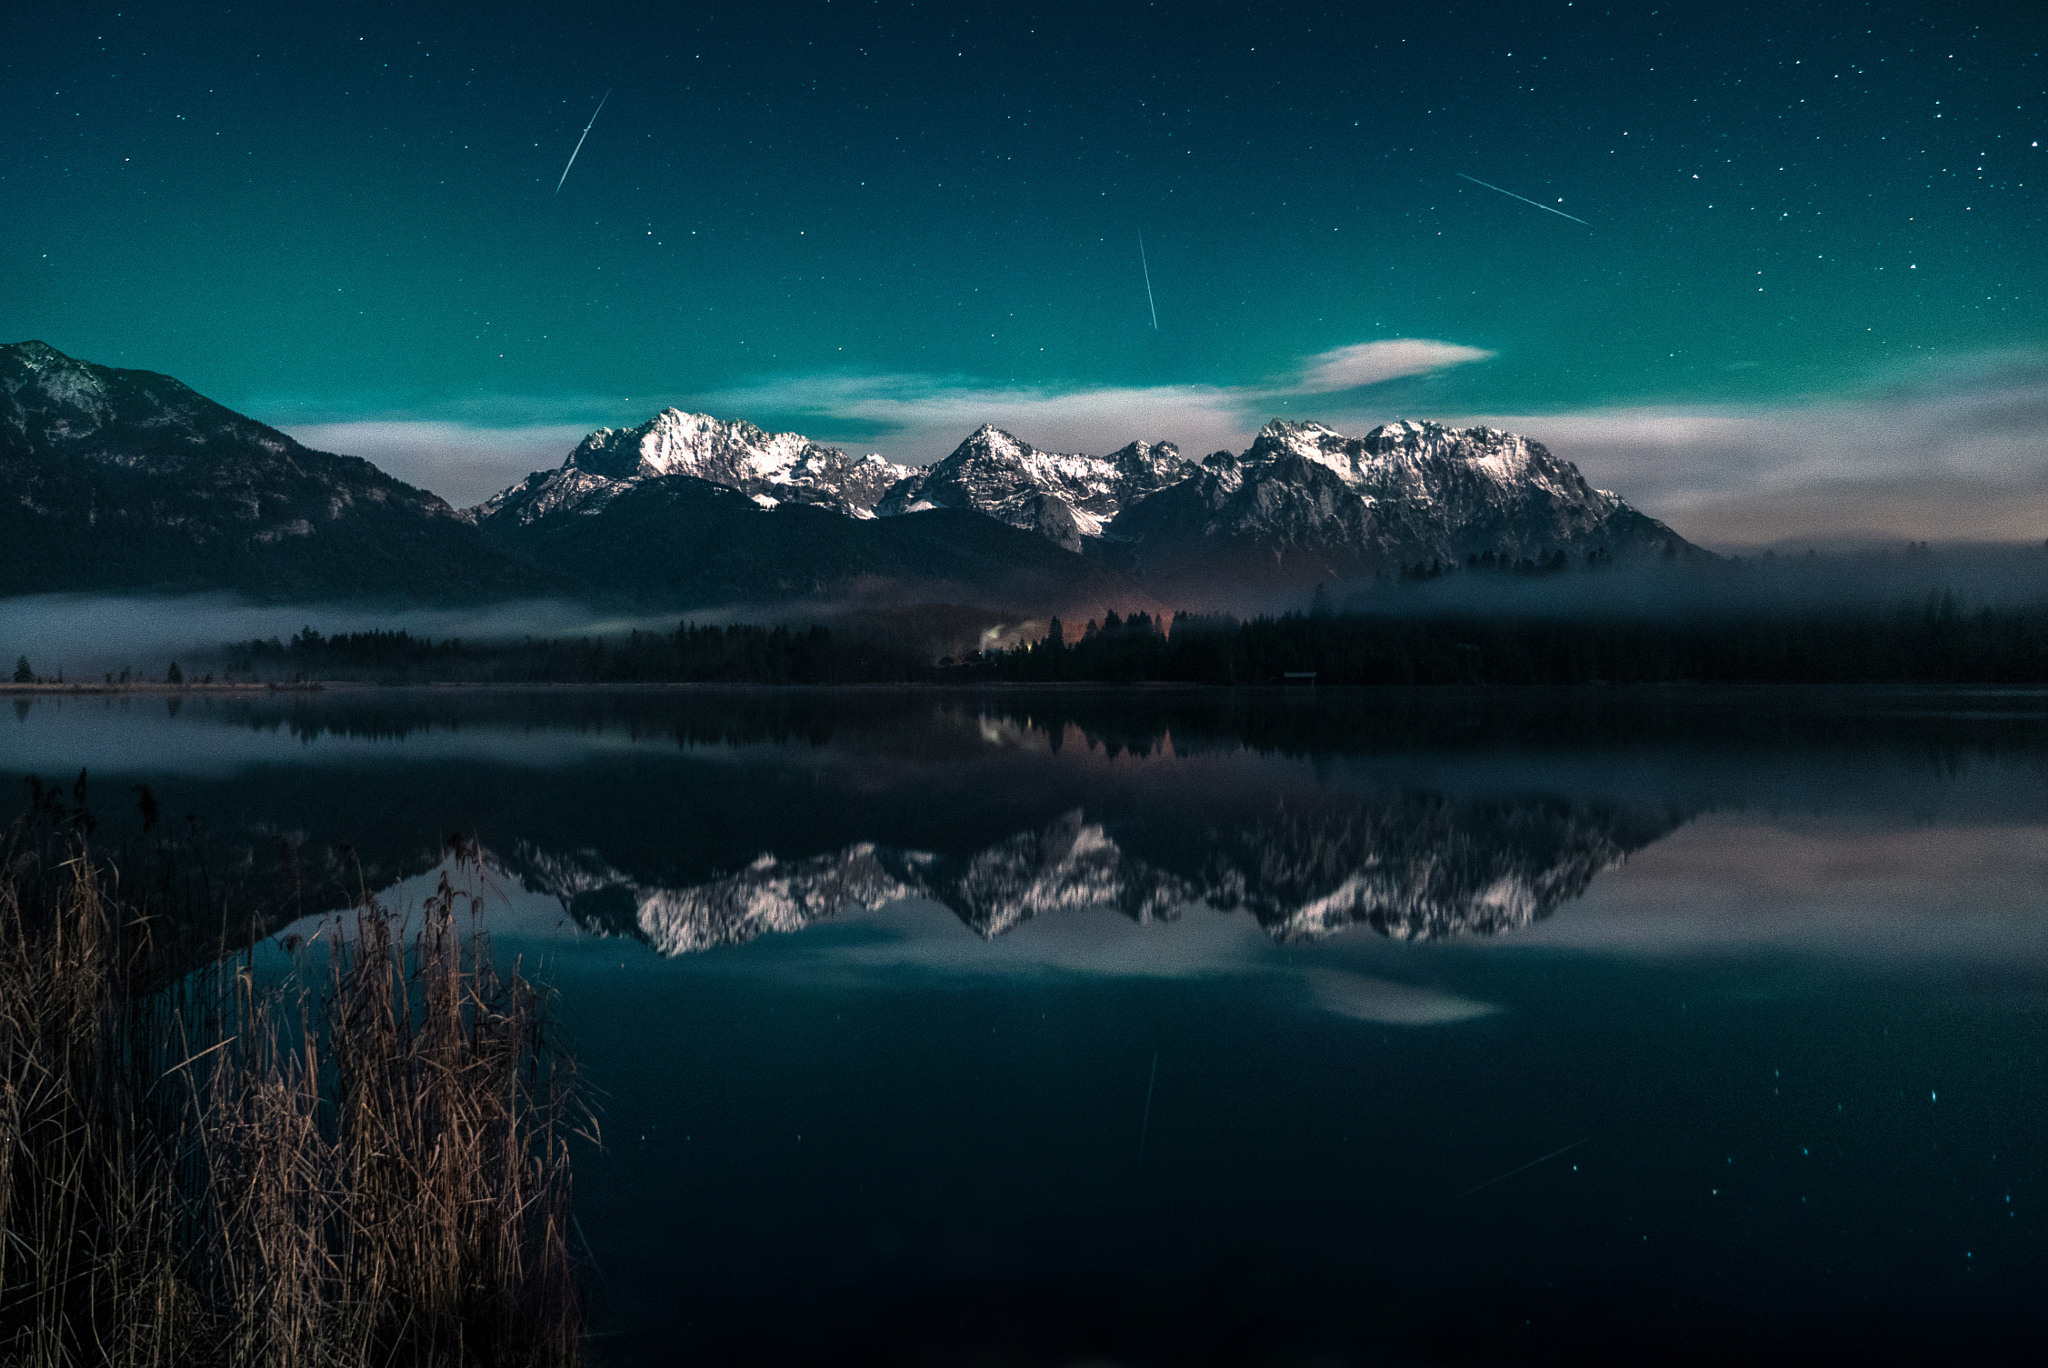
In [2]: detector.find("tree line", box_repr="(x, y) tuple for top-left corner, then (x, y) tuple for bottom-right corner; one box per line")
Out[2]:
(229, 623), (856, 685)
(199, 590), (2048, 688)
(971, 593), (2048, 686)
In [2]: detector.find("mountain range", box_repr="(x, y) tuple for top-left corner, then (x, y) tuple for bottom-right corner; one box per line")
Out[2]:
(3, 341), (1702, 613)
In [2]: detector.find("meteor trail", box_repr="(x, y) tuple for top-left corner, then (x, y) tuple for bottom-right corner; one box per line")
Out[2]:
(1138, 232), (1159, 329)
(1455, 1138), (1590, 1200)
(555, 89), (611, 194)
(1456, 172), (1589, 226)
(1137, 1051), (1159, 1164)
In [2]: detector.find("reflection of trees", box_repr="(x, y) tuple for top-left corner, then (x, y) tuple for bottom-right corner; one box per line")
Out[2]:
(0, 774), (451, 982)
(180, 687), (2048, 764)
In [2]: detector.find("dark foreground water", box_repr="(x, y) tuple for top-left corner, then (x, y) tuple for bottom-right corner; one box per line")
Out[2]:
(5, 686), (2046, 1365)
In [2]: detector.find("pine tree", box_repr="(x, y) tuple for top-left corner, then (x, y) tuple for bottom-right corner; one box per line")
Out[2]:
(166, 661), (184, 684)
(12, 656), (30, 684)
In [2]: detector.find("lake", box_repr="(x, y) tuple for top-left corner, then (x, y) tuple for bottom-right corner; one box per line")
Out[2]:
(4, 685), (2045, 1364)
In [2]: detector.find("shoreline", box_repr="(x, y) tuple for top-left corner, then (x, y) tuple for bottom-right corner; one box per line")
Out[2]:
(7, 679), (2048, 698)
(1, 681), (324, 695)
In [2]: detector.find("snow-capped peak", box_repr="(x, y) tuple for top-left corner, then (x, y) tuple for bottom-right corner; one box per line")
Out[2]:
(471, 409), (918, 526)
(874, 426), (1195, 552)
(1240, 417), (1608, 511)
(572, 410), (828, 485)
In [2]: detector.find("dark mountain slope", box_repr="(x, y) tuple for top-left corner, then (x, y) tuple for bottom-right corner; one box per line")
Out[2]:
(479, 474), (1161, 617)
(0, 341), (552, 600)
(1096, 451), (1391, 596)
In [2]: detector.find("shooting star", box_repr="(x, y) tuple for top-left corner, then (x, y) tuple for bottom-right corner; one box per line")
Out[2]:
(1455, 1137), (1590, 1200)
(1138, 232), (1159, 330)
(555, 89), (611, 194)
(1455, 173), (1589, 226)
(1136, 1051), (1159, 1164)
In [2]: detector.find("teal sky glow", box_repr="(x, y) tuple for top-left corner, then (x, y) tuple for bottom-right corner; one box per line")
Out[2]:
(6, 0), (2045, 542)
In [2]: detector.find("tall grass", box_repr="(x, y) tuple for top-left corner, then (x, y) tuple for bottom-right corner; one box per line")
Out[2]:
(0, 796), (589, 1367)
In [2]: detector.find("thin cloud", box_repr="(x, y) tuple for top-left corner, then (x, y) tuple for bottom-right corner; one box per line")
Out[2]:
(0, 592), (673, 680)
(704, 374), (1256, 463)
(286, 420), (591, 507)
(702, 336), (1493, 460)
(1295, 340), (1495, 393)
(1302, 969), (1500, 1025)
(1523, 813), (2048, 963)
(1429, 362), (2048, 547)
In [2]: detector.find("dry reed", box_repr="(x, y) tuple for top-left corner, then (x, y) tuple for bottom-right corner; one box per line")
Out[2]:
(0, 795), (589, 1367)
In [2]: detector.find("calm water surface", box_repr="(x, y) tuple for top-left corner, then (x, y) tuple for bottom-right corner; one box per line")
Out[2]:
(5, 686), (2045, 1365)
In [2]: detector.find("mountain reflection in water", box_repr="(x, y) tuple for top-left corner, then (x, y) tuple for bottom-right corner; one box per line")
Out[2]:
(6, 686), (2048, 1364)
(3, 686), (2041, 960)
(506, 793), (1684, 954)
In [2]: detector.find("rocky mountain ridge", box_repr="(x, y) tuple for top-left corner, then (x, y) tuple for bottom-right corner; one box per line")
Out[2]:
(472, 473), (1161, 616)
(873, 424), (1195, 553)
(1097, 418), (1700, 602)
(474, 408), (917, 525)
(1251, 418), (1633, 547)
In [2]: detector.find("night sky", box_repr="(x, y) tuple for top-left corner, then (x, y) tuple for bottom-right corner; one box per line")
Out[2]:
(6, 1), (2045, 543)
